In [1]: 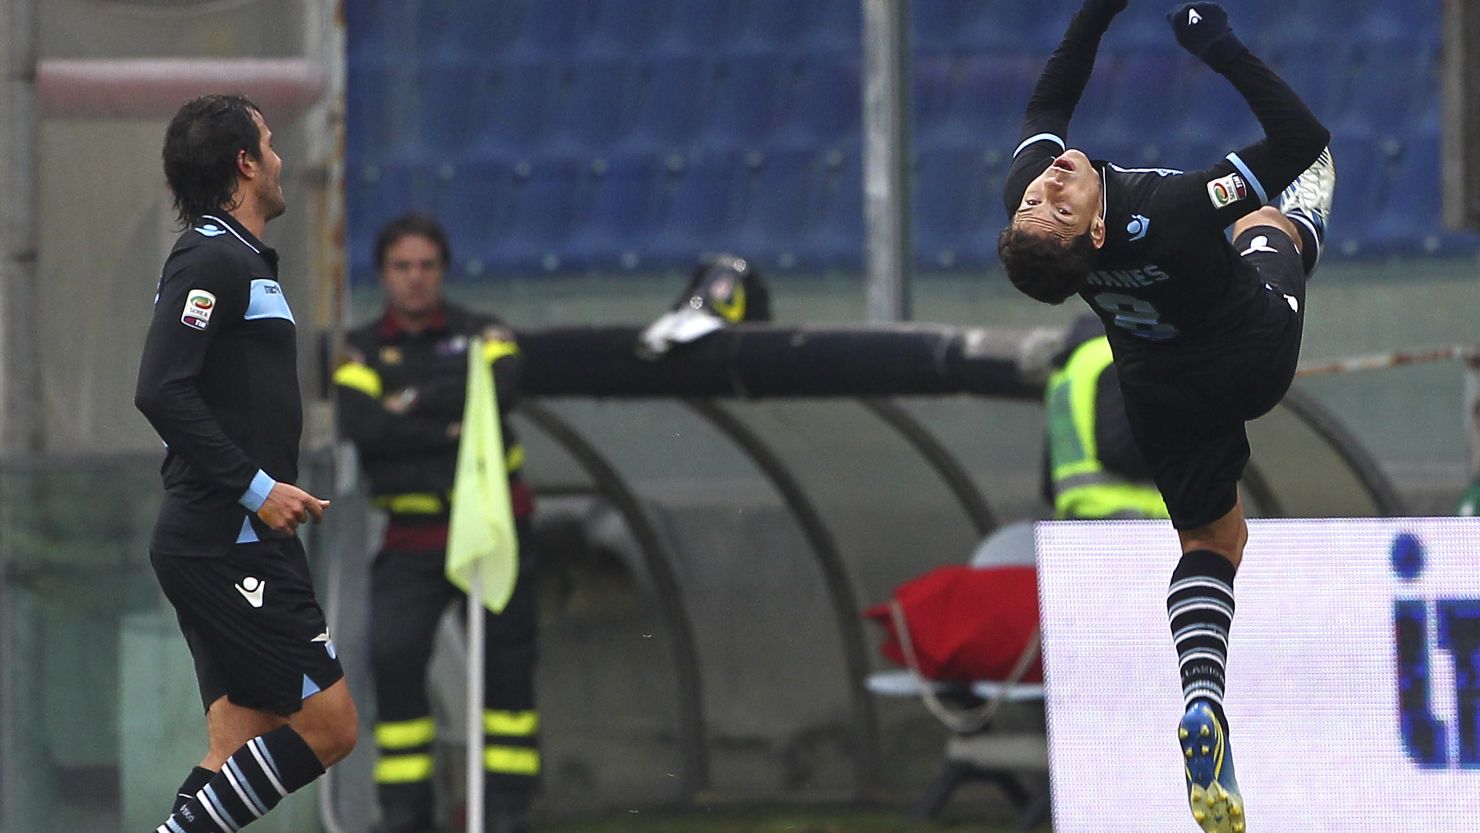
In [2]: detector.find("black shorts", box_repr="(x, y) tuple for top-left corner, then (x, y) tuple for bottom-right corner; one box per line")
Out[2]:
(151, 536), (344, 715)
(1119, 226), (1307, 530)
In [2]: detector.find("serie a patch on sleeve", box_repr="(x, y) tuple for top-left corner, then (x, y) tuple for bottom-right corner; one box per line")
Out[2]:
(1206, 172), (1249, 209)
(181, 289), (217, 331)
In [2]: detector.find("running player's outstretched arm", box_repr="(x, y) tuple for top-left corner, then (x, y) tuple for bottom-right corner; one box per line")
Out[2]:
(1002, 0), (1127, 215)
(1167, 1), (1331, 226)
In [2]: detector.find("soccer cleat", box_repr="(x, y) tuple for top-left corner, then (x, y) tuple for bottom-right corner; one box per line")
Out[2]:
(1277, 146), (1336, 271)
(1179, 701), (1245, 833)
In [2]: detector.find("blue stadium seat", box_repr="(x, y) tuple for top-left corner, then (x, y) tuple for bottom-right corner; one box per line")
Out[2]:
(736, 0), (821, 50)
(409, 2), (507, 61)
(730, 148), (818, 270)
(482, 155), (588, 274)
(913, 147), (991, 271)
(911, 0), (979, 51)
(470, 60), (561, 156)
(421, 159), (516, 278)
(911, 52), (956, 141)
(927, 52), (1039, 153)
(656, 0), (742, 53)
(959, 0), (1079, 50)
(773, 55), (862, 147)
(702, 52), (789, 149)
(1334, 41), (1434, 141)
(346, 2), (413, 64)
(1263, 37), (1354, 127)
(346, 159), (427, 284)
(805, 149), (864, 272)
(564, 154), (664, 271)
(348, 60), (425, 163)
(1366, 132), (1477, 257)
(501, 0), (594, 58)
(1324, 140), (1385, 258)
(545, 58), (636, 152)
(807, 0), (862, 51)
(586, 0), (666, 55)
(620, 55), (712, 153)
(1102, 46), (1193, 146)
(417, 59), (498, 161)
(646, 152), (744, 267)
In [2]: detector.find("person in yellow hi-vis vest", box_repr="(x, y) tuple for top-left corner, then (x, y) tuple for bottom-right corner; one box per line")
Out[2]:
(335, 216), (539, 833)
(1043, 316), (1170, 520)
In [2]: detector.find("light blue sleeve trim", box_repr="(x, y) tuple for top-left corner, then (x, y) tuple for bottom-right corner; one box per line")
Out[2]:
(1225, 152), (1268, 204)
(240, 469), (276, 512)
(1013, 133), (1066, 159)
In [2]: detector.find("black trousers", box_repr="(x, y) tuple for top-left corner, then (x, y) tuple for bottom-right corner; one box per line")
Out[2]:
(370, 526), (539, 819)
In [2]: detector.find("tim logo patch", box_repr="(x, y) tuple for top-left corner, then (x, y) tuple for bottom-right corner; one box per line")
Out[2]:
(1206, 172), (1249, 209)
(181, 289), (216, 331)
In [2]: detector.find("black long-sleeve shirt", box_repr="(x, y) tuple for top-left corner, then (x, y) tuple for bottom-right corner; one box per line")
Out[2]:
(1004, 10), (1330, 376)
(135, 212), (302, 557)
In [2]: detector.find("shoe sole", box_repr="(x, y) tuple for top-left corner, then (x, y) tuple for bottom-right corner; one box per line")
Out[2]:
(1179, 711), (1246, 833)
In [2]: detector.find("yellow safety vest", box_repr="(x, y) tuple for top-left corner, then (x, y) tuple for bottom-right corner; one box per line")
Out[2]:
(1044, 337), (1170, 520)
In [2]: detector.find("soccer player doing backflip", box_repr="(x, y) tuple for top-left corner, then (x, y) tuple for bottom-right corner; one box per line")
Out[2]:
(997, 2), (1334, 831)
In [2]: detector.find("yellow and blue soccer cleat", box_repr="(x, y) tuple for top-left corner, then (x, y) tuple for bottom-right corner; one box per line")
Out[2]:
(1178, 701), (1246, 833)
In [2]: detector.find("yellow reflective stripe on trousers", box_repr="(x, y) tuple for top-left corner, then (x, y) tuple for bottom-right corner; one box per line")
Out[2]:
(483, 339), (520, 364)
(483, 709), (539, 736)
(375, 716), (437, 749)
(374, 493), (445, 514)
(484, 745), (540, 775)
(374, 753), (434, 784)
(333, 361), (383, 399)
(505, 443), (525, 473)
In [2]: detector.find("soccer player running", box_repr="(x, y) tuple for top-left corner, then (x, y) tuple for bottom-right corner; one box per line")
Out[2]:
(997, 2), (1333, 831)
(135, 94), (358, 832)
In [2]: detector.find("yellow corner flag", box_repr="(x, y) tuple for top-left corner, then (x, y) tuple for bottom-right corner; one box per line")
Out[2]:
(446, 337), (519, 613)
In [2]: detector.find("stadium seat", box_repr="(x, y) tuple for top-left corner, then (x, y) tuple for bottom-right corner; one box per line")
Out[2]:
(959, 0), (1079, 50)
(646, 151), (744, 267)
(1324, 140), (1386, 259)
(623, 55), (713, 153)
(910, 0), (977, 50)
(913, 147), (991, 271)
(1263, 37), (1354, 126)
(930, 52), (1039, 153)
(469, 60), (561, 156)
(702, 52), (789, 149)
(501, 0), (594, 58)
(408, 1), (507, 61)
(545, 58), (636, 152)
(772, 55), (862, 148)
(564, 154), (665, 272)
(805, 149), (864, 272)
(736, 0), (821, 50)
(729, 148), (819, 271)
(586, 0), (666, 56)
(806, 0), (862, 51)
(417, 59), (498, 161)
(656, 0), (742, 53)
(346, 159), (427, 284)
(482, 155), (588, 275)
(1333, 41), (1434, 142)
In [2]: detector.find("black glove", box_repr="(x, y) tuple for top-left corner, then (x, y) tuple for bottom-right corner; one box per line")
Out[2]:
(1167, 2), (1249, 72)
(1080, 0), (1129, 27)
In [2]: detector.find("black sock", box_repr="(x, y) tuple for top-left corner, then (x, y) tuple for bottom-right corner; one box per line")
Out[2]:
(155, 725), (324, 832)
(1168, 549), (1237, 730)
(173, 766), (215, 813)
(1286, 211), (1322, 275)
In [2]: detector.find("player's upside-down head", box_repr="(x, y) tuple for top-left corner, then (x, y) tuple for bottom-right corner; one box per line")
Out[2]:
(998, 149), (1106, 304)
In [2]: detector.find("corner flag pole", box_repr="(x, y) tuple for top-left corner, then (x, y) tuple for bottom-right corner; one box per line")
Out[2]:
(466, 571), (485, 833)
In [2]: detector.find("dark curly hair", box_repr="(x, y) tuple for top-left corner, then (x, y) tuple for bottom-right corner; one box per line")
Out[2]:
(996, 225), (1098, 304)
(374, 214), (453, 270)
(162, 93), (263, 228)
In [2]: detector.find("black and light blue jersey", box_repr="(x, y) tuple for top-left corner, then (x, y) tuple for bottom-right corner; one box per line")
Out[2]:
(136, 212), (303, 557)
(1001, 7), (1328, 371)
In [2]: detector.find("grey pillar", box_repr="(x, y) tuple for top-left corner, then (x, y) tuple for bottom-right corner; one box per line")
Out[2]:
(861, 0), (912, 322)
(0, 0), (39, 452)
